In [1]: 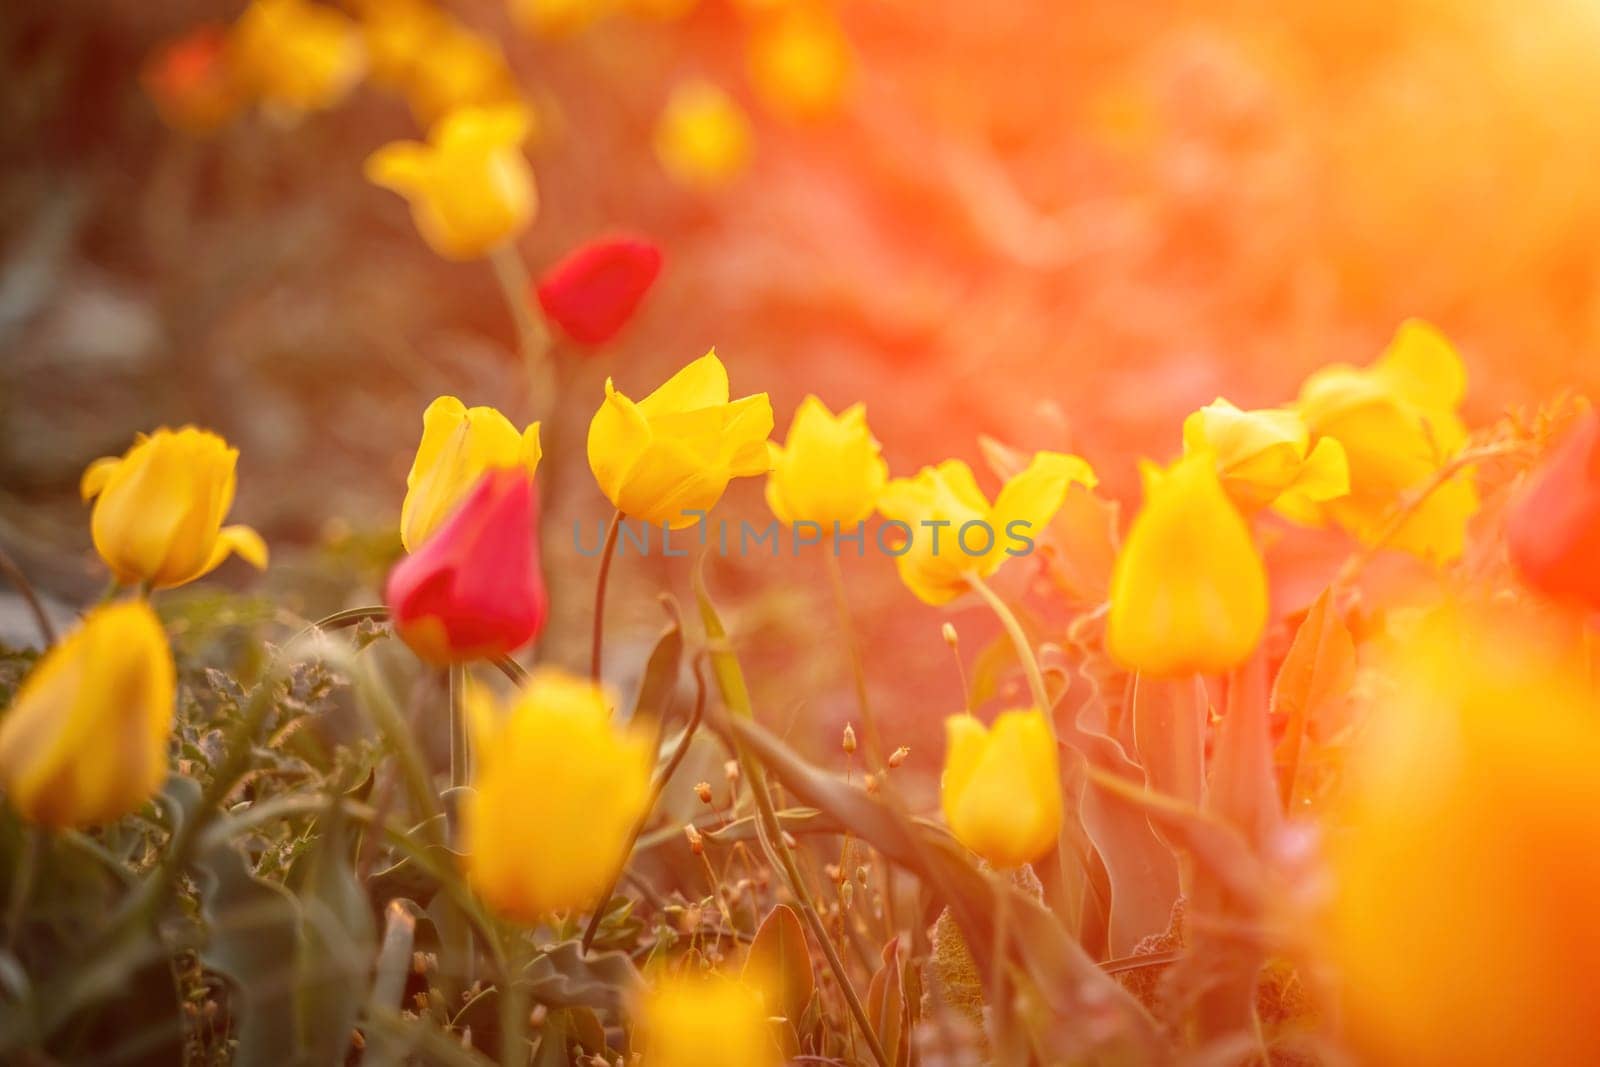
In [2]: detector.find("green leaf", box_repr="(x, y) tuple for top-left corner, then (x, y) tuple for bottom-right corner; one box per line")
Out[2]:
(296, 808), (376, 1063)
(630, 599), (684, 728)
(361, 899), (421, 1067)
(742, 904), (813, 1028)
(520, 940), (642, 1013)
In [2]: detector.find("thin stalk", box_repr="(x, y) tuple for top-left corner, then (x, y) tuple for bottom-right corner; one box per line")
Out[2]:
(499, 951), (528, 1067)
(3, 826), (42, 951)
(965, 572), (1054, 724)
(823, 549), (886, 767)
(0, 543), (54, 646)
(579, 658), (707, 954)
(988, 875), (1012, 1061)
(487, 244), (554, 424)
(589, 510), (623, 682)
(448, 664), (469, 791)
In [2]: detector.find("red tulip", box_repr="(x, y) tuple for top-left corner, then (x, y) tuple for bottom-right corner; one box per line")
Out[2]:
(386, 468), (548, 664)
(1507, 409), (1600, 610)
(141, 24), (241, 134)
(533, 235), (663, 347)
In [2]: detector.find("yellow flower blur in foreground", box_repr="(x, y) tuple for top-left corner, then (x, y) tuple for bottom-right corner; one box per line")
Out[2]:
(0, 601), (174, 829)
(747, 6), (853, 121)
(231, 0), (366, 117)
(654, 81), (753, 190)
(941, 708), (1062, 868)
(1329, 608), (1600, 1066)
(400, 396), (542, 552)
(876, 451), (1096, 605)
(1294, 319), (1477, 561)
(460, 670), (651, 924)
(765, 395), (887, 527)
(1182, 398), (1349, 515)
(635, 973), (781, 1067)
(365, 104), (537, 260)
(81, 427), (268, 590)
(1107, 450), (1267, 677)
(588, 350), (773, 528)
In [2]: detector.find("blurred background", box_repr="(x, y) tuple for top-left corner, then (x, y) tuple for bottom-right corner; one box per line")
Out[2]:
(4, 0), (1600, 759)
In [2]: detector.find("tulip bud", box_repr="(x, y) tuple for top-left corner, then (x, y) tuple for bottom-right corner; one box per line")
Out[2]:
(80, 426), (269, 590)
(888, 745), (909, 769)
(723, 759), (741, 784)
(365, 104), (537, 261)
(588, 351), (773, 529)
(1107, 451), (1268, 677)
(0, 601), (175, 828)
(230, 0), (365, 117)
(142, 24), (241, 133)
(385, 469), (547, 664)
(654, 81), (752, 190)
(841, 723), (857, 754)
(1507, 410), (1600, 610)
(765, 396), (889, 528)
(941, 622), (959, 648)
(694, 780), (713, 805)
(399, 396), (541, 552)
(534, 235), (664, 347)
(460, 670), (652, 923)
(684, 823), (705, 856)
(863, 773), (880, 795)
(940, 709), (1061, 869)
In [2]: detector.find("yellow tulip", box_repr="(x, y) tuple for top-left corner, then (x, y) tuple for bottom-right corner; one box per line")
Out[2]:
(230, 0), (365, 116)
(654, 81), (753, 190)
(460, 670), (652, 923)
(876, 451), (1096, 606)
(80, 427), (269, 590)
(1181, 398), (1349, 515)
(635, 974), (782, 1067)
(1294, 319), (1478, 561)
(359, 0), (519, 126)
(1106, 451), (1267, 677)
(365, 104), (537, 261)
(0, 601), (174, 829)
(587, 350), (773, 529)
(400, 396), (542, 552)
(747, 7), (853, 121)
(1328, 608), (1600, 1066)
(940, 708), (1062, 868)
(765, 395), (887, 528)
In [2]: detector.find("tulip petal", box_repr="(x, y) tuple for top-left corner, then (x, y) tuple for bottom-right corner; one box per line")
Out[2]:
(588, 382), (654, 509)
(364, 140), (431, 192)
(988, 450), (1096, 556)
(1374, 318), (1467, 414)
(1281, 434), (1350, 506)
(79, 457), (121, 501)
(636, 350), (730, 416)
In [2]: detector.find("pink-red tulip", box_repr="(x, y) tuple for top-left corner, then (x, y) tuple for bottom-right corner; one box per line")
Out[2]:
(534, 235), (663, 347)
(1507, 409), (1600, 610)
(385, 468), (547, 664)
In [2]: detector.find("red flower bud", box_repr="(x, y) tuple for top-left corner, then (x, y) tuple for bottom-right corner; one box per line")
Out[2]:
(1507, 409), (1600, 610)
(533, 235), (663, 347)
(385, 468), (548, 664)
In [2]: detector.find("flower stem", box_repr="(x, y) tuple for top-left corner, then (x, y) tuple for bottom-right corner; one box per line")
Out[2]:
(589, 509), (623, 682)
(0, 543), (54, 646)
(965, 572), (1055, 723)
(823, 548), (886, 767)
(487, 244), (554, 424)
(2, 826), (42, 952)
(448, 664), (469, 791)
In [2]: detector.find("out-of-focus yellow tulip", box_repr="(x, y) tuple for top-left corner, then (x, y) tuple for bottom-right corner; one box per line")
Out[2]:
(0, 601), (174, 829)
(625, 0), (700, 19)
(876, 452), (1096, 605)
(1294, 319), (1478, 561)
(587, 350), (773, 529)
(634, 973), (782, 1067)
(460, 670), (652, 923)
(1182, 398), (1349, 515)
(359, 0), (519, 126)
(400, 396), (542, 552)
(747, 6), (853, 121)
(357, 0), (440, 87)
(230, 0), (365, 117)
(654, 81), (753, 190)
(508, 0), (612, 36)
(365, 104), (537, 260)
(80, 427), (268, 590)
(765, 396), (887, 527)
(1107, 451), (1267, 677)
(940, 708), (1062, 868)
(1328, 608), (1600, 1066)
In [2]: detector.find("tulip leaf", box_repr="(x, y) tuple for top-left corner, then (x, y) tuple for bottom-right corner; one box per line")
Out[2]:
(865, 937), (909, 1066)
(519, 940), (642, 1012)
(743, 904), (813, 1028)
(1272, 587), (1356, 810)
(194, 835), (302, 1067)
(630, 597), (684, 728)
(295, 807), (376, 1064)
(360, 899), (421, 1067)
